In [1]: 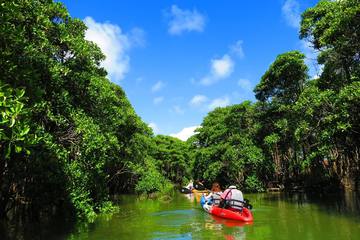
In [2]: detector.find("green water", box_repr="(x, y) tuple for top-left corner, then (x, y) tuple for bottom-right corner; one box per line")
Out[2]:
(2, 192), (360, 239)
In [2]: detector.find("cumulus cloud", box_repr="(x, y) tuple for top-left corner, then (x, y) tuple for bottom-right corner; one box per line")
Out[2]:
(230, 40), (245, 58)
(166, 5), (206, 35)
(153, 96), (164, 105)
(208, 96), (230, 110)
(212, 55), (234, 78)
(282, 0), (301, 28)
(189, 95), (208, 107)
(149, 122), (160, 135)
(84, 17), (145, 82)
(151, 81), (165, 92)
(170, 126), (200, 141)
(200, 55), (234, 86)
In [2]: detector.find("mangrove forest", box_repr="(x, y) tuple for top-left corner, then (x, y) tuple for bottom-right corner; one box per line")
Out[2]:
(0, 0), (360, 239)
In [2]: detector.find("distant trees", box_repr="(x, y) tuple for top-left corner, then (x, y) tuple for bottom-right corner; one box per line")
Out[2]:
(152, 135), (192, 184)
(189, 102), (266, 192)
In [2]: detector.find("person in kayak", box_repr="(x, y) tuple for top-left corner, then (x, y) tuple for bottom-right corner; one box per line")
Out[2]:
(185, 180), (194, 190)
(219, 185), (244, 210)
(204, 182), (222, 205)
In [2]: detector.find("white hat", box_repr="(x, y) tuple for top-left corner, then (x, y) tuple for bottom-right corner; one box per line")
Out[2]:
(229, 185), (237, 189)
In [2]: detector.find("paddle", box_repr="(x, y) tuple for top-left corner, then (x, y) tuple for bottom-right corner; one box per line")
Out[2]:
(179, 187), (192, 194)
(194, 183), (206, 190)
(244, 198), (253, 210)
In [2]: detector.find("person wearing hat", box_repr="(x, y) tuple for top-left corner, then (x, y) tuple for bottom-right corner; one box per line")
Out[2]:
(219, 185), (244, 210)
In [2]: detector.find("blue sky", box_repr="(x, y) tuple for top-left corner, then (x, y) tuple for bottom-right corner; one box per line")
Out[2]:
(61, 0), (319, 140)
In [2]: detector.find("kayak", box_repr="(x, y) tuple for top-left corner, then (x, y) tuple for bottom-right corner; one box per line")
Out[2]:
(211, 214), (253, 227)
(192, 189), (209, 194)
(200, 195), (253, 222)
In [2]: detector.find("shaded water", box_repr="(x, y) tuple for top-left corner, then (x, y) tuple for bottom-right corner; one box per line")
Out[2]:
(1, 192), (360, 239)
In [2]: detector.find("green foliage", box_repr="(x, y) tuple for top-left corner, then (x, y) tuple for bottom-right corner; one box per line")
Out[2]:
(135, 158), (173, 196)
(254, 51), (308, 104)
(0, 0), (155, 220)
(0, 82), (37, 158)
(244, 175), (265, 193)
(191, 0), (360, 192)
(151, 135), (192, 184)
(1, 0), (359, 223)
(264, 134), (280, 147)
(301, 0), (360, 89)
(190, 102), (267, 190)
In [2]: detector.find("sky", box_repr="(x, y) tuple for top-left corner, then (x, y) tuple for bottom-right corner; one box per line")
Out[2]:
(60, 0), (319, 140)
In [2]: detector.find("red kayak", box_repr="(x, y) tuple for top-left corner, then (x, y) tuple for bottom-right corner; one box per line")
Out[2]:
(201, 196), (253, 222)
(210, 205), (253, 222)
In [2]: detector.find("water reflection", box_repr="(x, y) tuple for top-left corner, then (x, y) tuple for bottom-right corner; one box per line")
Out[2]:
(263, 191), (360, 219)
(182, 193), (195, 202)
(1, 192), (359, 240)
(203, 214), (251, 240)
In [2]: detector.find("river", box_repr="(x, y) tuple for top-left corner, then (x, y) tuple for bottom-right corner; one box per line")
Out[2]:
(1, 192), (360, 239)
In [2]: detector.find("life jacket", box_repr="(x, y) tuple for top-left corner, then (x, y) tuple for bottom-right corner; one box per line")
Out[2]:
(221, 189), (244, 210)
(212, 192), (222, 205)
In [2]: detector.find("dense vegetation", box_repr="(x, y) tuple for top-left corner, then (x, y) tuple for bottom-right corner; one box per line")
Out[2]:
(0, 0), (359, 223)
(190, 0), (360, 192)
(0, 0), (191, 221)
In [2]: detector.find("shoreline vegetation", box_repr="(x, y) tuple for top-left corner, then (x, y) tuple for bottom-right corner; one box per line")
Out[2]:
(0, 0), (359, 223)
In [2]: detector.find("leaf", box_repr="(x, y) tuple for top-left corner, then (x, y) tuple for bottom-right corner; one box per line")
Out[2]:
(15, 145), (22, 153)
(20, 126), (30, 136)
(9, 117), (15, 127)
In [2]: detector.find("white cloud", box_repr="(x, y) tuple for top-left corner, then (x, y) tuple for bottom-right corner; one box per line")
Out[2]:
(153, 96), (164, 105)
(238, 78), (253, 92)
(212, 55), (234, 78)
(84, 17), (145, 82)
(151, 81), (165, 92)
(166, 5), (206, 35)
(170, 126), (200, 141)
(208, 96), (230, 110)
(200, 54), (234, 86)
(149, 122), (160, 135)
(230, 40), (245, 58)
(189, 95), (208, 107)
(282, 0), (301, 29)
